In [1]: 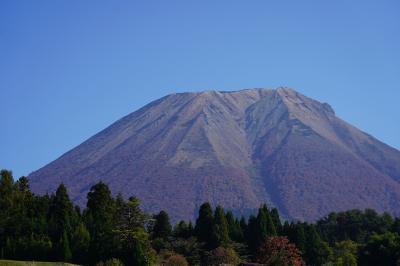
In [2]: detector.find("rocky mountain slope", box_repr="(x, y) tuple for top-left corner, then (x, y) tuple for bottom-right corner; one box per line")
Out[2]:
(29, 88), (400, 221)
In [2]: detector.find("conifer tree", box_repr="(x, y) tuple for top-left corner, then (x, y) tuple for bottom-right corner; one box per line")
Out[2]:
(188, 221), (194, 234)
(153, 210), (172, 240)
(304, 225), (331, 265)
(226, 211), (244, 242)
(71, 222), (90, 264)
(195, 202), (214, 247)
(84, 182), (116, 263)
(294, 223), (306, 253)
(114, 197), (155, 265)
(247, 215), (258, 253)
(255, 206), (277, 250)
(213, 206), (230, 247)
(0, 170), (14, 214)
(48, 183), (74, 260)
(270, 207), (282, 234)
(240, 216), (247, 237)
(60, 231), (72, 261)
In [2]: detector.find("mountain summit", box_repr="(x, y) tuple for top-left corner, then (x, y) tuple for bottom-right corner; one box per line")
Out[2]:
(29, 88), (400, 221)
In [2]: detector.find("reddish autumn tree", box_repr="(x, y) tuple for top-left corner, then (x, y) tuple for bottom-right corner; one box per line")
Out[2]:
(165, 254), (189, 266)
(257, 236), (305, 266)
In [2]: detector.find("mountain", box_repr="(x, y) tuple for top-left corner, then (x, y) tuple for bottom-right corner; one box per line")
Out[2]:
(28, 88), (400, 222)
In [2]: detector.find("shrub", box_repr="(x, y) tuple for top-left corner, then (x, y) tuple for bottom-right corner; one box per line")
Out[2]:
(165, 254), (189, 266)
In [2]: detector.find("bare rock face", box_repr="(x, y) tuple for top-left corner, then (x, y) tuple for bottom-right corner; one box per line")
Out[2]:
(28, 88), (400, 221)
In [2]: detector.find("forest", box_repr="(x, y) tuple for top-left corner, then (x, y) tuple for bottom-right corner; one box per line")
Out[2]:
(1, 169), (400, 266)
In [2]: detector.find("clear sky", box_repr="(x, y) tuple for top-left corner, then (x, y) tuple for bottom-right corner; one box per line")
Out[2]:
(1, 0), (399, 178)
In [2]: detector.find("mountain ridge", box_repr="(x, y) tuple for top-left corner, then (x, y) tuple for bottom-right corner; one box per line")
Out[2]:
(28, 87), (400, 222)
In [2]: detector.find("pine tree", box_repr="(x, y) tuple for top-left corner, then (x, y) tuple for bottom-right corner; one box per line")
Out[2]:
(195, 202), (214, 247)
(132, 239), (151, 266)
(213, 206), (230, 247)
(188, 221), (194, 234)
(60, 231), (72, 261)
(153, 210), (172, 240)
(304, 225), (331, 265)
(71, 222), (90, 264)
(240, 216), (247, 237)
(114, 197), (155, 265)
(270, 208), (282, 234)
(0, 170), (14, 213)
(174, 221), (189, 238)
(84, 182), (116, 263)
(247, 215), (258, 253)
(16, 176), (30, 193)
(255, 206), (277, 251)
(283, 222), (306, 255)
(48, 183), (74, 260)
(226, 211), (244, 242)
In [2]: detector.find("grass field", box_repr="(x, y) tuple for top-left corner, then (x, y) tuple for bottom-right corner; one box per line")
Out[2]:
(0, 260), (78, 266)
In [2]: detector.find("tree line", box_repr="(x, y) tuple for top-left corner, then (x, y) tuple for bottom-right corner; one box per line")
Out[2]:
(1, 169), (400, 265)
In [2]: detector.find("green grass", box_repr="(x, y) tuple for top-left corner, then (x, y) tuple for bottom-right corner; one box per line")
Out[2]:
(0, 260), (78, 266)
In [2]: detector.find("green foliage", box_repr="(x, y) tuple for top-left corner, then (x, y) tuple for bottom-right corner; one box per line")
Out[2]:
(153, 210), (172, 240)
(84, 182), (116, 263)
(202, 246), (241, 266)
(195, 202), (214, 248)
(60, 231), (72, 261)
(48, 184), (74, 260)
(212, 206), (230, 247)
(3, 167), (400, 266)
(324, 240), (358, 266)
(169, 237), (202, 265)
(270, 207), (282, 234)
(359, 232), (400, 266)
(246, 205), (278, 255)
(173, 221), (193, 238)
(113, 197), (156, 265)
(246, 215), (258, 253)
(71, 222), (90, 263)
(130, 237), (156, 266)
(304, 225), (331, 266)
(317, 209), (394, 244)
(226, 211), (244, 242)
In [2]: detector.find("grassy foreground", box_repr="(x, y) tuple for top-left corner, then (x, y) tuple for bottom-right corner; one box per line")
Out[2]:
(0, 260), (78, 266)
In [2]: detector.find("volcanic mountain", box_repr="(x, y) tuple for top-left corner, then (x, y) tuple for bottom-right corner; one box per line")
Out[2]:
(29, 88), (400, 221)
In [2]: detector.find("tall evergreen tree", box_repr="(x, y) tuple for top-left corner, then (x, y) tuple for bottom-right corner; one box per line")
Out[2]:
(71, 222), (90, 264)
(48, 183), (74, 260)
(292, 223), (306, 254)
(213, 206), (230, 247)
(153, 210), (172, 240)
(114, 197), (155, 265)
(270, 208), (282, 234)
(0, 170), (14, 213)
(254, 206), (277, 251)
(226, 211), (244, 242)
(84, 182), (116, 263)
(247, 215), (258, 254)
(60, 231), (72, 261)
(195, 202), (214, 247)
(304, 225), (331, 266)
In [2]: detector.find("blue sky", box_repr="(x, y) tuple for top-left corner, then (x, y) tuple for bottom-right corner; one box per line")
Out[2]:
(1, 0), (399, 178)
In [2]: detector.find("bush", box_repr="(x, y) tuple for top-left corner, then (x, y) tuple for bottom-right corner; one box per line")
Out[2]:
(257, 236), (305, 266)
(165, 254), (189, 266)
(203, 246), (241, 266)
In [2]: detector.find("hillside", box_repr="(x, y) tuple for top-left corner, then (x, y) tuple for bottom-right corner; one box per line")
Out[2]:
(29, 88), (400, 221)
